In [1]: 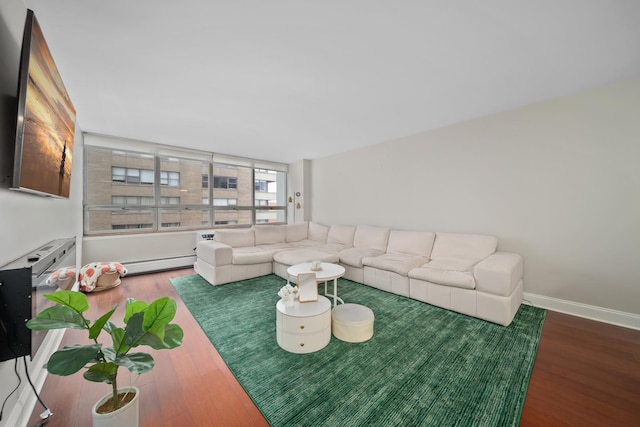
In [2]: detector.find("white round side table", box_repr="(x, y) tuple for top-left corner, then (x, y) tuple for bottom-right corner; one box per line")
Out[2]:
(276, 295), (331, 353)
(286, 262), (346, 306)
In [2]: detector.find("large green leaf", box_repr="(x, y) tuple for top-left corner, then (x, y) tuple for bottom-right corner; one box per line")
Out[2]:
(124, 312), (146, 348)
(124, 299), (148, 324)
(143, 297), (176, 340)
(26, 306), (85, 331)
(83, 362), (117, 384)
(137, 324), (184, 350)
(46, 344), (102, 376)
(115, 352), (155, 375)
(89, 305), (117, 340)
(44, 291), (89, 313)
(108, 327), (129, 356)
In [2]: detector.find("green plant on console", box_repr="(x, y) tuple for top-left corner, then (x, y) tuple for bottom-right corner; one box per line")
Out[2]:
(26, 290), (184, 409)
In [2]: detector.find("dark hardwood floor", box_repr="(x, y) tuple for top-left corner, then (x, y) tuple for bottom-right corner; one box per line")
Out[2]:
(27, 269), (640, 426)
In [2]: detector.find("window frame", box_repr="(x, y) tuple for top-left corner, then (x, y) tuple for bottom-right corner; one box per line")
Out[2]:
(84, 145), (288, 235)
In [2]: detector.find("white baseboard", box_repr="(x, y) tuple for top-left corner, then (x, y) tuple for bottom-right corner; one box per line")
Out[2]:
(523, 292), (640, 330)
(7, 329), (64, 427)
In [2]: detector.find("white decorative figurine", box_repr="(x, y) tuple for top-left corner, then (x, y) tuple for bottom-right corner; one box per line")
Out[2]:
(278, 284), (298, 307)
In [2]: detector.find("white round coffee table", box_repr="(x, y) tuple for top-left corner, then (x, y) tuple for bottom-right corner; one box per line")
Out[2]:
(287, 262), (346, 306)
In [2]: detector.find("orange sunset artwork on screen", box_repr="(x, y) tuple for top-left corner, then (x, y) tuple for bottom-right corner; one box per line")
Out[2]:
(18, 13), (75, 197)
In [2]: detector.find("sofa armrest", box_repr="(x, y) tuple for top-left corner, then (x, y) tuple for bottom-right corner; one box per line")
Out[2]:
(474, 252), (523, 296)
(196, 240), (233, 266)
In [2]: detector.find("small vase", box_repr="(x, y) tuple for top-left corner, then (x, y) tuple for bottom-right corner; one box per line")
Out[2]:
(284, 297), (295, 307)
(91, 386), (139, 427)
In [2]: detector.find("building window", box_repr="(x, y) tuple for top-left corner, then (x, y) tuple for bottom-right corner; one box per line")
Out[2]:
(213, 198), (237, 206)
(213, 176), (237, 189)
(112, 196), (154, 205)
(161, 222), (180, 228)
(112, 224), (153, 230)
(214, 220), (238, 225)
(111, 167), (154, 185)
(254, 180), (268, 192)
(160, 171), (180, 186)
(202, 174), (209, 189)
(161, 197), (180, 205)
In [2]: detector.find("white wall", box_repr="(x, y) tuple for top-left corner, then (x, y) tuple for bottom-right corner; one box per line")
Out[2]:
(0, 0), (84, 424)
(287, 159), (311, 223)
(311, 76), (640, 322)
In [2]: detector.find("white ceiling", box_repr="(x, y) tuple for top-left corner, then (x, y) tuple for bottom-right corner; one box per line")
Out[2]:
(25, 0), (640, 164)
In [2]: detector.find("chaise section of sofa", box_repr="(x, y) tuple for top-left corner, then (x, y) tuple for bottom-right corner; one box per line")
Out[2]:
(195, 227), (273, 286)
(408, 232), (523, 326)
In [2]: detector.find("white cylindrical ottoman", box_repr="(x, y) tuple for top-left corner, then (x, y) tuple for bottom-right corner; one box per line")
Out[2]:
(332, 303), (375, 343)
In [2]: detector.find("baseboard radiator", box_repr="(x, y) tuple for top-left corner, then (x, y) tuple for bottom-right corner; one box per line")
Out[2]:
(124, 255), (196, 275)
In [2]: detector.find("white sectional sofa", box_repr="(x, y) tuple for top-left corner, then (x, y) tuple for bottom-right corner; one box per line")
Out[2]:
(194, 222), (523, 326)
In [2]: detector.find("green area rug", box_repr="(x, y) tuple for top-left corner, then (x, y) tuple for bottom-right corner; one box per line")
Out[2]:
(170, 274), (545, 426)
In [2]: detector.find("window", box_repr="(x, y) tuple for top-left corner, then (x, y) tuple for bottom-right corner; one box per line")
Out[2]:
(112, 224), (152, 230)
(112, 196), (154, 205)
(215, 220), (238, 225)
(213, 176), (237, 189)
(141, 170), (154, 184)
(111, 167), (154, 185)
(85, 145), (287, 235)
(213, 198), (237, 206)
(161, 197), (180, 205)
(112, 167), (125, 182)
(160, 171), (180, 186)
(161, 222), (180, 228)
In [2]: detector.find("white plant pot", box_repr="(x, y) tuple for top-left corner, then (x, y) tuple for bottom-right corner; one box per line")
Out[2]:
(91, 386), (139, 427)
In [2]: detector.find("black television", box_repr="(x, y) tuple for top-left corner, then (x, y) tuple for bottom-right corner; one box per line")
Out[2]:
(11, 9), (76, 198)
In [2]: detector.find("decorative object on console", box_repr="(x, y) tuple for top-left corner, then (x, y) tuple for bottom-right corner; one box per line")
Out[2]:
(26, 291), (184, 427)
(277, 284), (298, 307)
(297, 273), (318, 302)
(46, 266), (77, 290)
(78, 262), (128, 292)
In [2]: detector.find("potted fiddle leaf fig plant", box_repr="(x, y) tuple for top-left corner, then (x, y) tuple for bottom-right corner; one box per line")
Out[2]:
(26, 290), (184, 427)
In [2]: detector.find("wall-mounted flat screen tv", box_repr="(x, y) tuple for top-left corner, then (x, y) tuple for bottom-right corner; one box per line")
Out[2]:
(11, 9), (76, 198)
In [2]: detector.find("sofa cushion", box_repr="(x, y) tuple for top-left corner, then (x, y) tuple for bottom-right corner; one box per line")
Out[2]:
(320, 243), (351, 253)
(387, 230), (435, 258)
(289, 239), (323, 248)
(273, 248), (340, 266)
(214, 228), (255, 248)
(254, 225), (286, 245)
(257, 243), (293, 254)
(408, 258), (478, 290)
(431, 232), (497, 260)
(327, 225), (356, 246)
(424, 258), (478, 272)
(353, 225), (390, 252)
(308, 222), (329, 242)
(362, 253), (428, 276)
(339, 247), (384, 268)
(231, 247), (273, 265)
(285, 222), (308, 242)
